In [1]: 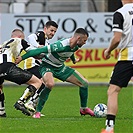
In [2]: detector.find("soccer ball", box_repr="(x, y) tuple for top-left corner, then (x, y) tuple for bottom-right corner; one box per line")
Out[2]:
(94, 103), (107, 118)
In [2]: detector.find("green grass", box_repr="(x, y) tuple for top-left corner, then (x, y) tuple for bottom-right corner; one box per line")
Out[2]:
(0, 85), (132, 133)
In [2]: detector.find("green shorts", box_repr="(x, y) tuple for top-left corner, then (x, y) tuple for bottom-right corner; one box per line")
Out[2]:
(39, 62), (75, 81)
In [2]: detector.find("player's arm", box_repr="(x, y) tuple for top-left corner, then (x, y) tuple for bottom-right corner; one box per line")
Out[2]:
(70, 54), (76, 63)
(15, 42), (65, 64)
(15, 44), (55, 64)
(23, 42), (65, 58)
(23, 46), (49, 60)
(105, 32), (122, 58)
(70, 54), (79, 64)
(70, 54), (78, 64)
(15, 46), (48, 64)
(104, 12), (123, 59)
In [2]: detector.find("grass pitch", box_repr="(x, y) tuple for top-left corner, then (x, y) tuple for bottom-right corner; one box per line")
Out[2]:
(0, 84), (132, 133)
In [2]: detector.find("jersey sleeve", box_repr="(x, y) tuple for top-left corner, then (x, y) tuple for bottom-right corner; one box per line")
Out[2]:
(35, 31), (46, 45)
(70, 54), (76, 62)
(21, 39), (30, 51)
(27, 33), (39, 48)
(112, 12), (124, 32)
(28, 31), (46, 48)
(22, 41), (74, 60)
(22, 46), (48, 60)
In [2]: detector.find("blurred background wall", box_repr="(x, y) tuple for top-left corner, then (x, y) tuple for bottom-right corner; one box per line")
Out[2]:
(0, 0), (122, 13)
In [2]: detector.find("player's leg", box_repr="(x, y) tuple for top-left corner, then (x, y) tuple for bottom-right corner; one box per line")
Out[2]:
(25, 66), (45, 109)
(32, 63), (55, 118)
(14, 74), (42, 115)
(103, 84), (120, 132)
(26, 65), (46, 94)
(24, 78), (45, 112)
(7, 66), (41, 102)
(0, 63), (10, 117)
(33, 71), (54, 118)
(101, 61), (133, 133)
(54, 65), (94, 116)
(5, 63), (42, 116)
(66, 70), (94, 116)
(0, 83), (6, 117)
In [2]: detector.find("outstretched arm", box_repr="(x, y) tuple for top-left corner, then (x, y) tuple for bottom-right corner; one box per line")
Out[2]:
(15, 46), (48, 64)
(15, 42), (64, 64)
(22, 46), (48, 60)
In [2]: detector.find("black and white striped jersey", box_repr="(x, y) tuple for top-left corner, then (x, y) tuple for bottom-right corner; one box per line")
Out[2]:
(24, 31), (48, 69)
(112, 3), (133, 60)
(0, 38), (30, 64)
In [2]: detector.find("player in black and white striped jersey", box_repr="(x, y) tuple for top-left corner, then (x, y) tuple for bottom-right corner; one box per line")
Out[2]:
(101, 0), (133, 133)
(24, 21), (58, 78)
(23, 21), (58, 111)
(0, 29), (42, 117)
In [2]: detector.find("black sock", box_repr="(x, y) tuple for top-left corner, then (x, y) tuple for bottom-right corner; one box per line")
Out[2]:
(36, 83), (45, 94)
(0, 93), (6, 115)
(30, 83), (45, 102)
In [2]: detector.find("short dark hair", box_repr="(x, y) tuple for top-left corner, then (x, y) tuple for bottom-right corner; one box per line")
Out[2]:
(45, 20), (58, 28)
(75, 28), (89, 37)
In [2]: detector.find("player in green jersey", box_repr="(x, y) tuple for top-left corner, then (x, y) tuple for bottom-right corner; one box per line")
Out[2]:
(15, 28), (95, 118)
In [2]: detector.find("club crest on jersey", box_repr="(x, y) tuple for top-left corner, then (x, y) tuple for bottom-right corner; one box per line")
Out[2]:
(46, 68), (51, 71)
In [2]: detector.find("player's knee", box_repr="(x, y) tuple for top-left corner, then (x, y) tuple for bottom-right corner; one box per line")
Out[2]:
(83, 83), (89, 88)
(45, 82), (55, 89)
(107, 85), (120, 97)
(82, 80), (89, 88)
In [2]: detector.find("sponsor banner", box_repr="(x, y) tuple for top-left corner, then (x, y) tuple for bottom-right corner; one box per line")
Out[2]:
(1, 13), (113, 48)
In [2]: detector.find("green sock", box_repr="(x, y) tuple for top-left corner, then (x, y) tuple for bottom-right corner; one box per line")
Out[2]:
(79, 87), (88, 107)
(36, 87), (51, 112)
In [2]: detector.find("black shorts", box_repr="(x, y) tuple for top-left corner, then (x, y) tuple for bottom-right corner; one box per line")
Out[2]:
(110, 61), (133, 87)
(0, 62), (32, 85)
(25, 65), (42, 79)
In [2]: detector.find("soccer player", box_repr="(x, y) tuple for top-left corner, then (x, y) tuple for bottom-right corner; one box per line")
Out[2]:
(23, 21), (58, 110)
(0, 29), (42, 117)
(101, 0), (133, 133)
(15, 28), (95, 118)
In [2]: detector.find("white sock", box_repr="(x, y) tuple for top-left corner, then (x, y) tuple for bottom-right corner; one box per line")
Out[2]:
(106, 125), (114, 131)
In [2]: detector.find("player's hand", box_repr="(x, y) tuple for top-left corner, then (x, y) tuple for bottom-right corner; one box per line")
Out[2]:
(15, 56), (22, 64)
(73, 58), (80, 64)
(104, 49), (111, 59)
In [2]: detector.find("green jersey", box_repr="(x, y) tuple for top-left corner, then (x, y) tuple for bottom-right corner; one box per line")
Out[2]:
(22, 38), (79, 67)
